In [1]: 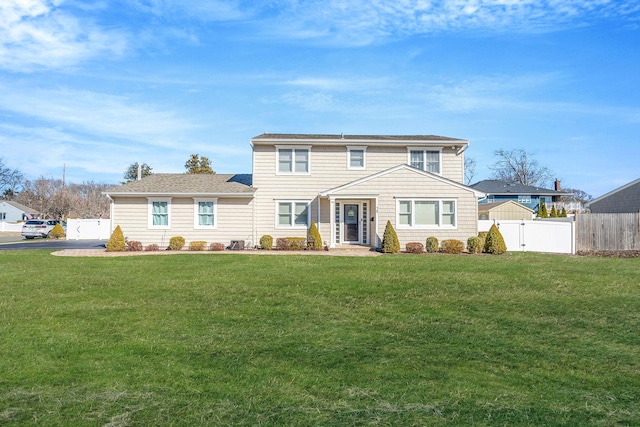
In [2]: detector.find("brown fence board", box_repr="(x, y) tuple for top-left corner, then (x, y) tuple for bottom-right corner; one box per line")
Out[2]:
(576, 213), (640, 251)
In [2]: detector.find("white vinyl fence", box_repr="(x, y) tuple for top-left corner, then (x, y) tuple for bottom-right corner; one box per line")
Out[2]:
(479, 218), (575, 254)
(0, 222), (23, 232)
(66, 218), (111, 240)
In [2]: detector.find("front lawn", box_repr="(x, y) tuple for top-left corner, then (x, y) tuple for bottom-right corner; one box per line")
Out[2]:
(0, 251), (638, 425)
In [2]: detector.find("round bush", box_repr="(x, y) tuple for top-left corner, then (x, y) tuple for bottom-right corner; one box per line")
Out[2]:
(405, 242), (424, 254)
(260, 235), (273, 250)
(425, 237), (439, 253)
(467, 236), (483, 254)
(126, 240), (143, 251)
(441, 239), (464, 254)
(209, 242), (225, 251)
(169, 236), (185, 251)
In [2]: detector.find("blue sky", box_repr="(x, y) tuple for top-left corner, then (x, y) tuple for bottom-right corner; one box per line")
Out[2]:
(1, 0), (639, 197)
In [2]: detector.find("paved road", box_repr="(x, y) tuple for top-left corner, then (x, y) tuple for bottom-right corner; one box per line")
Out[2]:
(0, 236), (106, 251)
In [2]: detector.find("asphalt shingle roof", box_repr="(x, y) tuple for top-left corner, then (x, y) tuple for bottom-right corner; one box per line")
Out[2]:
(252, 133), (466, 143)
(471, 180), (572, 196)
(106, 174), (254, 195)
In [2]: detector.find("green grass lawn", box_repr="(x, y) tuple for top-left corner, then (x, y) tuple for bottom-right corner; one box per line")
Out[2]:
(0, 251), (638, 426)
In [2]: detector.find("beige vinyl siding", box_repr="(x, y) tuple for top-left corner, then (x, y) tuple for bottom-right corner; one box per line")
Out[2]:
(252, 144), (466, 241)
(111, 196), (254, 248)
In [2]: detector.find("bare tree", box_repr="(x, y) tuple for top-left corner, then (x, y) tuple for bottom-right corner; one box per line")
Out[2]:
(559, 187), (593, 204)
(0, 157), (24, 199)
(489, 149), (553, 187)
(464, 156), (477, 185)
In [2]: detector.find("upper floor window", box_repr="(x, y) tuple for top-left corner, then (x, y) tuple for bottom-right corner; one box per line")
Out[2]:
(148, 198), (171, 229)
(347, 146), (367, 170)
(518, 195), (531, 204)
(277, 146), (310, 174)
(194, 198), (217, 229)
(408, 149), (441, 174)
(397, 199), (456, 229)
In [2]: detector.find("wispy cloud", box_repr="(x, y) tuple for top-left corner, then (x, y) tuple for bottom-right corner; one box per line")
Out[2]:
(0, 0), (129, 72)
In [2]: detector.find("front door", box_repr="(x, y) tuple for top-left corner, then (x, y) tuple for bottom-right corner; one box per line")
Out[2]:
(344, 204), (359, 243)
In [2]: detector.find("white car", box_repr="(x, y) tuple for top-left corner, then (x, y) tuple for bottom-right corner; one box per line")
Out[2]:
(21, 219), (65, 239)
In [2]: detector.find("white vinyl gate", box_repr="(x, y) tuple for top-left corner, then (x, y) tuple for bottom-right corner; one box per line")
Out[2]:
(478, 219), (575, 254)
(66, 218), (111, 240)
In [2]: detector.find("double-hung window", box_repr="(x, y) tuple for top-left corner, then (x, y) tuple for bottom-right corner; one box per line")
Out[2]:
(397, 199), (456, 228)
(277, 146), (310, 174)
(347, 146), (366, 170)
(518, 195), (531, 204)
(194, 198), (217, 229)
(408, 149), (441, 174)
(148, 198), (171, 229)
(277, 201), (309, 228)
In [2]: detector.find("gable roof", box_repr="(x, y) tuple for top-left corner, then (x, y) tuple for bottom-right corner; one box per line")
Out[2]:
(0, 200), (38, 213)
(104, 174), (254, 197)
(478, 200), (534, 213)
(586, 177), (640, 208)
(320, 164), (486, 198)
(471, 180), (572, 196)
(251, 133), (468, 148)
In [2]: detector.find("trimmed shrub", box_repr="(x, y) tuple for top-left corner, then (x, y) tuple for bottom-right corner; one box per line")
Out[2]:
(307, 221), (323, 250)
(49, 223), (65, 239)
(477, 231), (488, 248)
(467, 236), (483, 254)
(169, 236), (185, 251)
(189, 241), (207, 251)
(209, 242), (226, 251)
(275, 238), (290, 250)
(441, 239), (464, 254)
(125, 240), (143, 251)
(560, 207), (568, 217)
(405, 242), (424, 254)
(381, 220), (400, 254)
(145, 244), (160, 251)
(483, 224), (507, 255)
(288, 237), (306, 251)
(425, 237), (439, 253)
(106, 225), (126, 252)
(259, 235), (273, 250)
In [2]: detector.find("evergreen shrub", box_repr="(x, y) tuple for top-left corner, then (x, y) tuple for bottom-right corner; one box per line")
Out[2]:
(483, 224), (507, 255)
(169, 236), (185, 250)
(126, 240), (143, 251)
(209, 243), (225, 251)
(537, 201), (548, 218)
(425, 237), (439, 253)
(467, 236), (483, 254)
(260, 235), (273, 250)
(441, 239), (464, 254)
(189, 241), (207, 251)
(405, 242), (424, 254)
(106, 225), (126, 252)
(560, 207), (568, 217)
(550, 206), (558, 218)
(307, 221), (323, 250)
(49, 223), (65, 239)
(381, 220), (400, 254)
(288, 237), (306, 250)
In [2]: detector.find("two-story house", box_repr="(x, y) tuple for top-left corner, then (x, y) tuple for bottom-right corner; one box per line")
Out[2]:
(105, 133), (485, 249)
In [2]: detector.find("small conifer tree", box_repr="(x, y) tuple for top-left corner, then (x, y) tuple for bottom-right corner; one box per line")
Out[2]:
(560, 207), (567, 217)
(307, 221), (323, 250)
(483, 224), (507, 255)
(106, 225), (126, 252)
(381, 220), (400, 254)
(537, 201), (548, 218)
(49, 223), (65, 239)
(550, 205), (558, 218)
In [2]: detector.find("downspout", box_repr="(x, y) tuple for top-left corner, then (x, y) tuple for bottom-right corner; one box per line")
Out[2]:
(104, 194), (114, 233)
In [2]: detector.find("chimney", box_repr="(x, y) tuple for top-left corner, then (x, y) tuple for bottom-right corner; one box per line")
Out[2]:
(137, 163), (142, 181)
(554, 179), (561, 191)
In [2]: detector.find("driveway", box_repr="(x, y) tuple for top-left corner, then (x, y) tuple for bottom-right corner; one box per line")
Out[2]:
(0, 235), (106, 251)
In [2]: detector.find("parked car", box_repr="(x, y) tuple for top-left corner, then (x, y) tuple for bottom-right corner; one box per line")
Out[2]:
(21, 219), (66, 239)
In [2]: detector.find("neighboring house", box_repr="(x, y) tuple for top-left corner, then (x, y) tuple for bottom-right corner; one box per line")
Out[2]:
(105, 133), (486, 249)
(478, 200), (534, 221)
(0, 200), (38, 222)
(471, 180), (572, 212)
(586, 178), (640, 213)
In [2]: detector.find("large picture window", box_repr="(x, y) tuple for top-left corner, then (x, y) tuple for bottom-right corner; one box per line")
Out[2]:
(397, 199), (456, 228)
(277, 147), (310, 174)
(148, 198), (171, 229)
(408, 149), (441, 174)
(276, 201), (309, 228)
(194, 198), (217, 229)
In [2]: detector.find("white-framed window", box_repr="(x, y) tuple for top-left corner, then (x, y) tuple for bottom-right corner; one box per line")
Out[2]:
(148, 198), (171, 229)
(347, 146), (366, 170)
(408, 148), (441, 174)
(0, 212), (6, 220)
(518, 195), (531, 204)
(397, 199), (456, 228)
(276, 201), (310, 228)
(276, 146), (310, 174)
(193, 198), (217, 229)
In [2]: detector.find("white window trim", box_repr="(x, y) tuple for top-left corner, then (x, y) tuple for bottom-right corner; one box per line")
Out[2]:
(275, 200), (311, 229)
(407, 147), (442, 175)
(347, 146), (367, 170)
(147, 197), (172, 229)
(275, 145), (311, 175)
(518, 195), (531, 203)
(193, 198), (218, 229)
(396, 198), (457, 229)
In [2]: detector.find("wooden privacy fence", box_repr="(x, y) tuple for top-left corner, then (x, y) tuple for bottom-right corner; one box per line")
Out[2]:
(575, 213), (640, 251)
